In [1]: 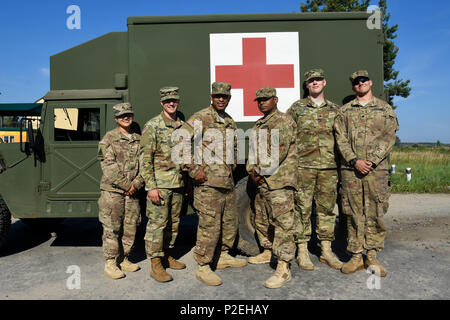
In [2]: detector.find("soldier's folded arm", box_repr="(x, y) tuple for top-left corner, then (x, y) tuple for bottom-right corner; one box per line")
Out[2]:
(246, 132), (261, 184)
(131, 173), (144, 190)
(139, 126), (158, 191)
(276, 119), (297, 164)
(246, 159), (262, 185)
(367, 108), (399, 166)
(333, 110), (358, 165)
(184, 116), (206, 181)
(98, 140), (133, 191)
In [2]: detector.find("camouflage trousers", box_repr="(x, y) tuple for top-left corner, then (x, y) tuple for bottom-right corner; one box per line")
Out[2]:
(254, 184), (296, 262)
(98, 191), (141, 260)
(294, 168), (338, 243)
(340, 169), (390, 253)
(144, 188), (183, 259)
(193, 185), (238, 266)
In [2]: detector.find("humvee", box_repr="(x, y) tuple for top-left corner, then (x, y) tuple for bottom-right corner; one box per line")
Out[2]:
(0, 12), (384, 251)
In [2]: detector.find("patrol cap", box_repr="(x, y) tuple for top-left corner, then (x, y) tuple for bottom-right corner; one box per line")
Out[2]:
(254, 87), (277, 101)
(160, 86), (180, 101)
(113, 103), (134, 117)
(304, 68), (325, 82)
(211, 82), (231, 96)
(349, 70), (370, 82)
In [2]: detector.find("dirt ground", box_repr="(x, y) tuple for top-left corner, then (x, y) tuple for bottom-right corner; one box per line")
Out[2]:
(382, 194), (450, 253)
(0, 193), (449, 300)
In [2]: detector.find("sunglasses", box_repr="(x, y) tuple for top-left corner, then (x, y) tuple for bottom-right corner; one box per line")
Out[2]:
(116, 113), (133, 119)
(352, 77), (370, 86)
(212, 94), (230, 100)
(307, 77), (324, 83)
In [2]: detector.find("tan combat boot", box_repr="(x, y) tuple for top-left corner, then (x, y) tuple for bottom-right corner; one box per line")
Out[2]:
(265, 260), (292, 289)
(196, 265), (222, 286)
(164, 255), (186, 270)
(296, 243), (315, 270)
(248, 249), (272, 264)
(104, 259), (125, 279)
(216, 251), (247, 269)
(319, 241), (344, 269)
(365, 250), (387, 277)
(341, 253), (364, 274)
(150, 257), (173, 282)
(120, 257), (140, 272)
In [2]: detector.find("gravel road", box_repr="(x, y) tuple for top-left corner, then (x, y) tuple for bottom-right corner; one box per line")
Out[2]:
(0, 194), (449, 300)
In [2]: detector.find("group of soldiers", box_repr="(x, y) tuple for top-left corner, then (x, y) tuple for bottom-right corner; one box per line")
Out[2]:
(97, 68), (399, 289)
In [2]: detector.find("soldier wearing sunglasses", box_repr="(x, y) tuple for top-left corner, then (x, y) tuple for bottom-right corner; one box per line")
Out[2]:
(334, 70), (399, 277)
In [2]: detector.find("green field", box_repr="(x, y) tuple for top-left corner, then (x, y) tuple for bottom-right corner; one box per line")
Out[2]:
(390, 146), (450, 193)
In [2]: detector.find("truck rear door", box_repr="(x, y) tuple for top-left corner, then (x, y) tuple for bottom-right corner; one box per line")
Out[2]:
(39, 90), (124, 217)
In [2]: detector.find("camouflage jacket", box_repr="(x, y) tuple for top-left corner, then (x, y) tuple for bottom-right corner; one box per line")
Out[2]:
(139, 112), (187, 191)
(334, 97), (399, 171)
(98, 128), (144, 194)
(286, 97), (339, 169)
(246, 109), (298, 191)
(185, 105), (237, 190)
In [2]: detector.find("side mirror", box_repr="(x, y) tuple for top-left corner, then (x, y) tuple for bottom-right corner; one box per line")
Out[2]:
(20, 118), (35, 156)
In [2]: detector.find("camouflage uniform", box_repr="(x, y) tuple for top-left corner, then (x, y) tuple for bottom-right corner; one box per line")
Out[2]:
(247, 93), (298, 262)
(334, 72), (399, 254)
(139, 87), (188, 259)
(286, 69), (340, 245)
(185, 83), (238, 266)
(98, 103), (143, 261)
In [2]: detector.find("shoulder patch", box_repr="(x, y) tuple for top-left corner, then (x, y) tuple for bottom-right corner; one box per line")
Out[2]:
(99, 140), (108, 145)
(187, 119), (195, 127)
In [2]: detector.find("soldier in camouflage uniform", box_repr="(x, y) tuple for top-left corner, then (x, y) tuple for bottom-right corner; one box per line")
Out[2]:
(286, 69), (343, 271)
(334, 70), (399, 277)
(185, 81), (247, 286)
(246, 87), (298, 289)
(139, 87), (188, 283)
(98, 103), (144, 279)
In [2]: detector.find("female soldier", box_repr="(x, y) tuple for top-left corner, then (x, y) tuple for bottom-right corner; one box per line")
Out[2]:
(97, 103), (144, 279)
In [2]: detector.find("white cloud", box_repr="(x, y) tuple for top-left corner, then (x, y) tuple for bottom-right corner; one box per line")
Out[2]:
(40, 68), (50, 76)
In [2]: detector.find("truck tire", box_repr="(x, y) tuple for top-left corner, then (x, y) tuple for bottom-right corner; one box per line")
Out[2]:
(0, 195), (11, 250)
(235, 177), (260, 256)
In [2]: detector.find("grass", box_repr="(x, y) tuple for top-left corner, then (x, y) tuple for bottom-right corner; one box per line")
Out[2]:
(389, 146), (450, 193)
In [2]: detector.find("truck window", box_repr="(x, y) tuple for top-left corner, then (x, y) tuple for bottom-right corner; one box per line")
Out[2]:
(54, 107), (100, 141)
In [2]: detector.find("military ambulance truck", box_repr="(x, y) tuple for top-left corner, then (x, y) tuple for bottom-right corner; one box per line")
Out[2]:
(0, 12), (385, 251)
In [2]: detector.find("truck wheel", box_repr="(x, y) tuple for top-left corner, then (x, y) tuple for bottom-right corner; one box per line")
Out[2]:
(235, 177), (260, 256)
(0, 196), (11, 250)
(21, 218), (64, 232)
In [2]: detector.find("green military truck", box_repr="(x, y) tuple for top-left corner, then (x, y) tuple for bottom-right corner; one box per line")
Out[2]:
(0, 12), (385, 251)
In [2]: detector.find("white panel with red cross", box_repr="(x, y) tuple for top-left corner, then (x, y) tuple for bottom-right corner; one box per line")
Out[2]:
(210, 32), (300, 122)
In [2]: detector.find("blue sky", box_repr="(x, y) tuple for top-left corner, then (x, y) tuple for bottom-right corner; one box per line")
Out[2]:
(1, 0), (449, 143)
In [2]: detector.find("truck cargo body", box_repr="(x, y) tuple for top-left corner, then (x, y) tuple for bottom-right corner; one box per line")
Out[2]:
(0, 12), (383, 220)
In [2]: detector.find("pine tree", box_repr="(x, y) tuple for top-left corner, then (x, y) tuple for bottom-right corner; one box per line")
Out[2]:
(300, 0), (411, 108)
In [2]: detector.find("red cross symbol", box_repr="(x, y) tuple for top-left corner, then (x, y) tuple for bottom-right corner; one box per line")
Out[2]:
(215, 37), (295, 116)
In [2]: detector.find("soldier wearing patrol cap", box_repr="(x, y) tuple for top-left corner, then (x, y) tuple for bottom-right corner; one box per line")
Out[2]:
(139, 86), (189, 283)
(286, 68), (343, 271)
(334, 70), (399, 277)
(97, 102), (144, 279)
(184, 81), (247, 286)
(247, 87), (298, 288)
